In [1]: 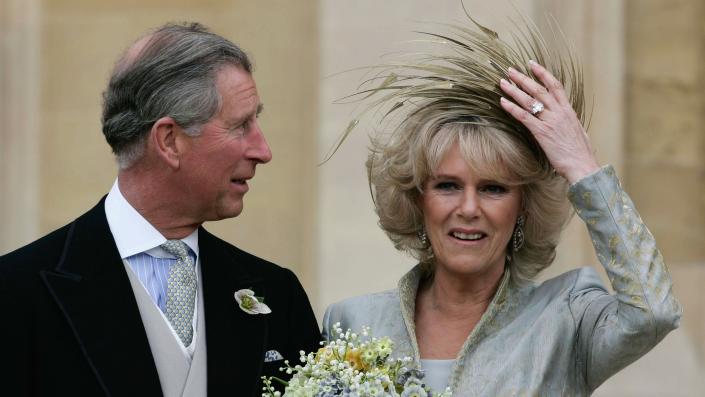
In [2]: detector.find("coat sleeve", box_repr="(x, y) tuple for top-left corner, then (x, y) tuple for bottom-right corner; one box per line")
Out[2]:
(281, 268), (322, 357)
(321, 302), (340, 342)
(0, 256), (30, 395)
(567, 165), (682, 390)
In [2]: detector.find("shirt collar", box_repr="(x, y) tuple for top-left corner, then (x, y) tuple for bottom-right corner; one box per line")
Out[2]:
(105, 179), (199, 259)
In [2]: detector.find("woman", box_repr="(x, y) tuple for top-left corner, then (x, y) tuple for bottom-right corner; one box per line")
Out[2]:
(322, 15), (681, 396)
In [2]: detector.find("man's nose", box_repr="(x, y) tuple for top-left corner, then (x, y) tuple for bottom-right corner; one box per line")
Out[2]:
(247, 123), (272, 164)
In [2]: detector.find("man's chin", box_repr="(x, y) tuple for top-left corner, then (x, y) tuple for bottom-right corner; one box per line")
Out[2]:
(215, 202), (244, 220)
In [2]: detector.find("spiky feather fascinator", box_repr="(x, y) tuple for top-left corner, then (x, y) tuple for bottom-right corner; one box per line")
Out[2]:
(327, 9), (587, 170)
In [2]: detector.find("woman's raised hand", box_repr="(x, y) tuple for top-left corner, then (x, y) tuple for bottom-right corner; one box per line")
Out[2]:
(499, 61), (599, 184)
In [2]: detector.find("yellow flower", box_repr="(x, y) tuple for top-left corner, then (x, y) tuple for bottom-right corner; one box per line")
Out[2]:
(345, 349), (366, 370)
(315, 347), (333, 363)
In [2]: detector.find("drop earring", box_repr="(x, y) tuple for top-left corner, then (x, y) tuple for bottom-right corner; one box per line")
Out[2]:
(417, 228), (429, 247)
(513, 215), (525, 252)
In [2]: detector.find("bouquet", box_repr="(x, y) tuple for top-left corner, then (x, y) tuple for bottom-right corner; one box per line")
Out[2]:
(262, 323), (451, 397)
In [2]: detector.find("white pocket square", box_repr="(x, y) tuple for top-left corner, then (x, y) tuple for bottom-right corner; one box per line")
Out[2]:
(264, 349), (284, 362)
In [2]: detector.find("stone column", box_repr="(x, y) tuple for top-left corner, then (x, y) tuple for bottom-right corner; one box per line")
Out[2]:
(0, 0), (40, 254)
(624, 0), (705, 361)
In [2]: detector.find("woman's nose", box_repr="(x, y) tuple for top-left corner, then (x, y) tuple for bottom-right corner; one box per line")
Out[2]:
(457, 190), (480, 218)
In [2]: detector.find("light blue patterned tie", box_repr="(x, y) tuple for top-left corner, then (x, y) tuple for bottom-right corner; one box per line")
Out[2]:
(160, 240), (197, 346)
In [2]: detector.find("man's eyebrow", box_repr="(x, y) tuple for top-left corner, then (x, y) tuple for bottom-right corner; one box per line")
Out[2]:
(228, 103), (263, 127)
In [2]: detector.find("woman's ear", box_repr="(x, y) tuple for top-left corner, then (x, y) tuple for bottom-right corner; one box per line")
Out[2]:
(150, 116), (181, 169)
(519, 187), (528, 214)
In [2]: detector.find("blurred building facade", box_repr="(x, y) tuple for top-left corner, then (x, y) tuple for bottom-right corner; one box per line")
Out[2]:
(1, 0), (703, 394)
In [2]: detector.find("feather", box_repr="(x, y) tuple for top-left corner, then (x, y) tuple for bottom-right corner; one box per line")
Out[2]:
(321, 119), (359, 164)
(325, 8), (587, 164)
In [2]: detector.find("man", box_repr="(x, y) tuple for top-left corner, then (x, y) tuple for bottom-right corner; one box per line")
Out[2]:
(0, 23), (320, 397)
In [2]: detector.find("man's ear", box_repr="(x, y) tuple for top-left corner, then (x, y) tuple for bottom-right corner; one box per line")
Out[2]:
(150, 116), (181, 169)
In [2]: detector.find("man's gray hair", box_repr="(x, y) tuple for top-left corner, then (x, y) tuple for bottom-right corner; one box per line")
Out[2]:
(101, 22), (252, 169)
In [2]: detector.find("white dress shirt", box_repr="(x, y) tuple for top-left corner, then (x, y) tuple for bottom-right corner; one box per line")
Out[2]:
(105, 179), (201, 359)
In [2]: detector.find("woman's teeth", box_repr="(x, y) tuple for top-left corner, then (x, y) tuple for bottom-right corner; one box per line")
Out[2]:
(452, 231), (484, 240)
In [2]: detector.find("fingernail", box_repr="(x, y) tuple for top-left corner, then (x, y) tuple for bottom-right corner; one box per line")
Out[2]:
(528, 59), (537, 65)
(500, 97), (507, 104)
(500, 78), (507, 85)
(507, 67), (516, 73)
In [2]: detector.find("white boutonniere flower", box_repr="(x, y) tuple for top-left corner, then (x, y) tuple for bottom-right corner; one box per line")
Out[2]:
(234, 289), (271, 314)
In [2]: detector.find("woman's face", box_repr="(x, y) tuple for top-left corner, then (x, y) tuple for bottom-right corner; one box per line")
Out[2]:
(420, 143), (522, 281)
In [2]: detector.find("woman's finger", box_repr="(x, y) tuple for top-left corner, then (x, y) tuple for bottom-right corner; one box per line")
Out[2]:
(499, 78), (546, 117)
(499, 96), (543, 133)
(506, 67), (556, 108)
(528, 61), (570, 107)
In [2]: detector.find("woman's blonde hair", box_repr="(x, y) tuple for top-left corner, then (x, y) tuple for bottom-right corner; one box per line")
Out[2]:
(367, 110), (572, 282)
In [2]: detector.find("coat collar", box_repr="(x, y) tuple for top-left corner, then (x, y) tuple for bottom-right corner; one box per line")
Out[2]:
(40, 198), (163, 396)
(397, 264), (514, 393)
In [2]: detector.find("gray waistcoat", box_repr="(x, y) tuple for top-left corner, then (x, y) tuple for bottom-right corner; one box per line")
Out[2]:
(125, 262), (207, 397)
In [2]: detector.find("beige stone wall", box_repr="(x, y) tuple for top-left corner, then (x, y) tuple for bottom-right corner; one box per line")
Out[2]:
(625, 0), (705, 360)
(0, 0), (40, 254)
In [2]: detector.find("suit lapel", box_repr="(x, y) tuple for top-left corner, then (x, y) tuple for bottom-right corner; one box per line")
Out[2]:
(199, 228), (268, 396)
(40, 199), (162, 397)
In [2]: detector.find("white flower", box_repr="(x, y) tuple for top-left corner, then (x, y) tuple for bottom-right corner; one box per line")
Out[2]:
(401, 384), (428, 397)
(234, 289), (271, 314)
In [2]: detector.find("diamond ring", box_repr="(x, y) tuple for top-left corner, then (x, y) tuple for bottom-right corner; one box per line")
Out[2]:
(530, 100), (545, 115)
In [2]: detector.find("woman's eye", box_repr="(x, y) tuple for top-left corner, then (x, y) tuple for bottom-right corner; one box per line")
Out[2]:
(481, 184), (508, 194)
(434, 181), (459, 191)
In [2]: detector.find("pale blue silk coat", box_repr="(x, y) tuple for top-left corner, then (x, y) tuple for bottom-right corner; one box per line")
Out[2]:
(323, 166), (682, 396)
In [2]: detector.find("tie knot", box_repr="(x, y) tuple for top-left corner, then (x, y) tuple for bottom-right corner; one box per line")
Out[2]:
(160, 240), (190, 260)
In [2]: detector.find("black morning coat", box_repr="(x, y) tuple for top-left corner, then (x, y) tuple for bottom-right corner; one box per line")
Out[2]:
(0, 198), (322, 396)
